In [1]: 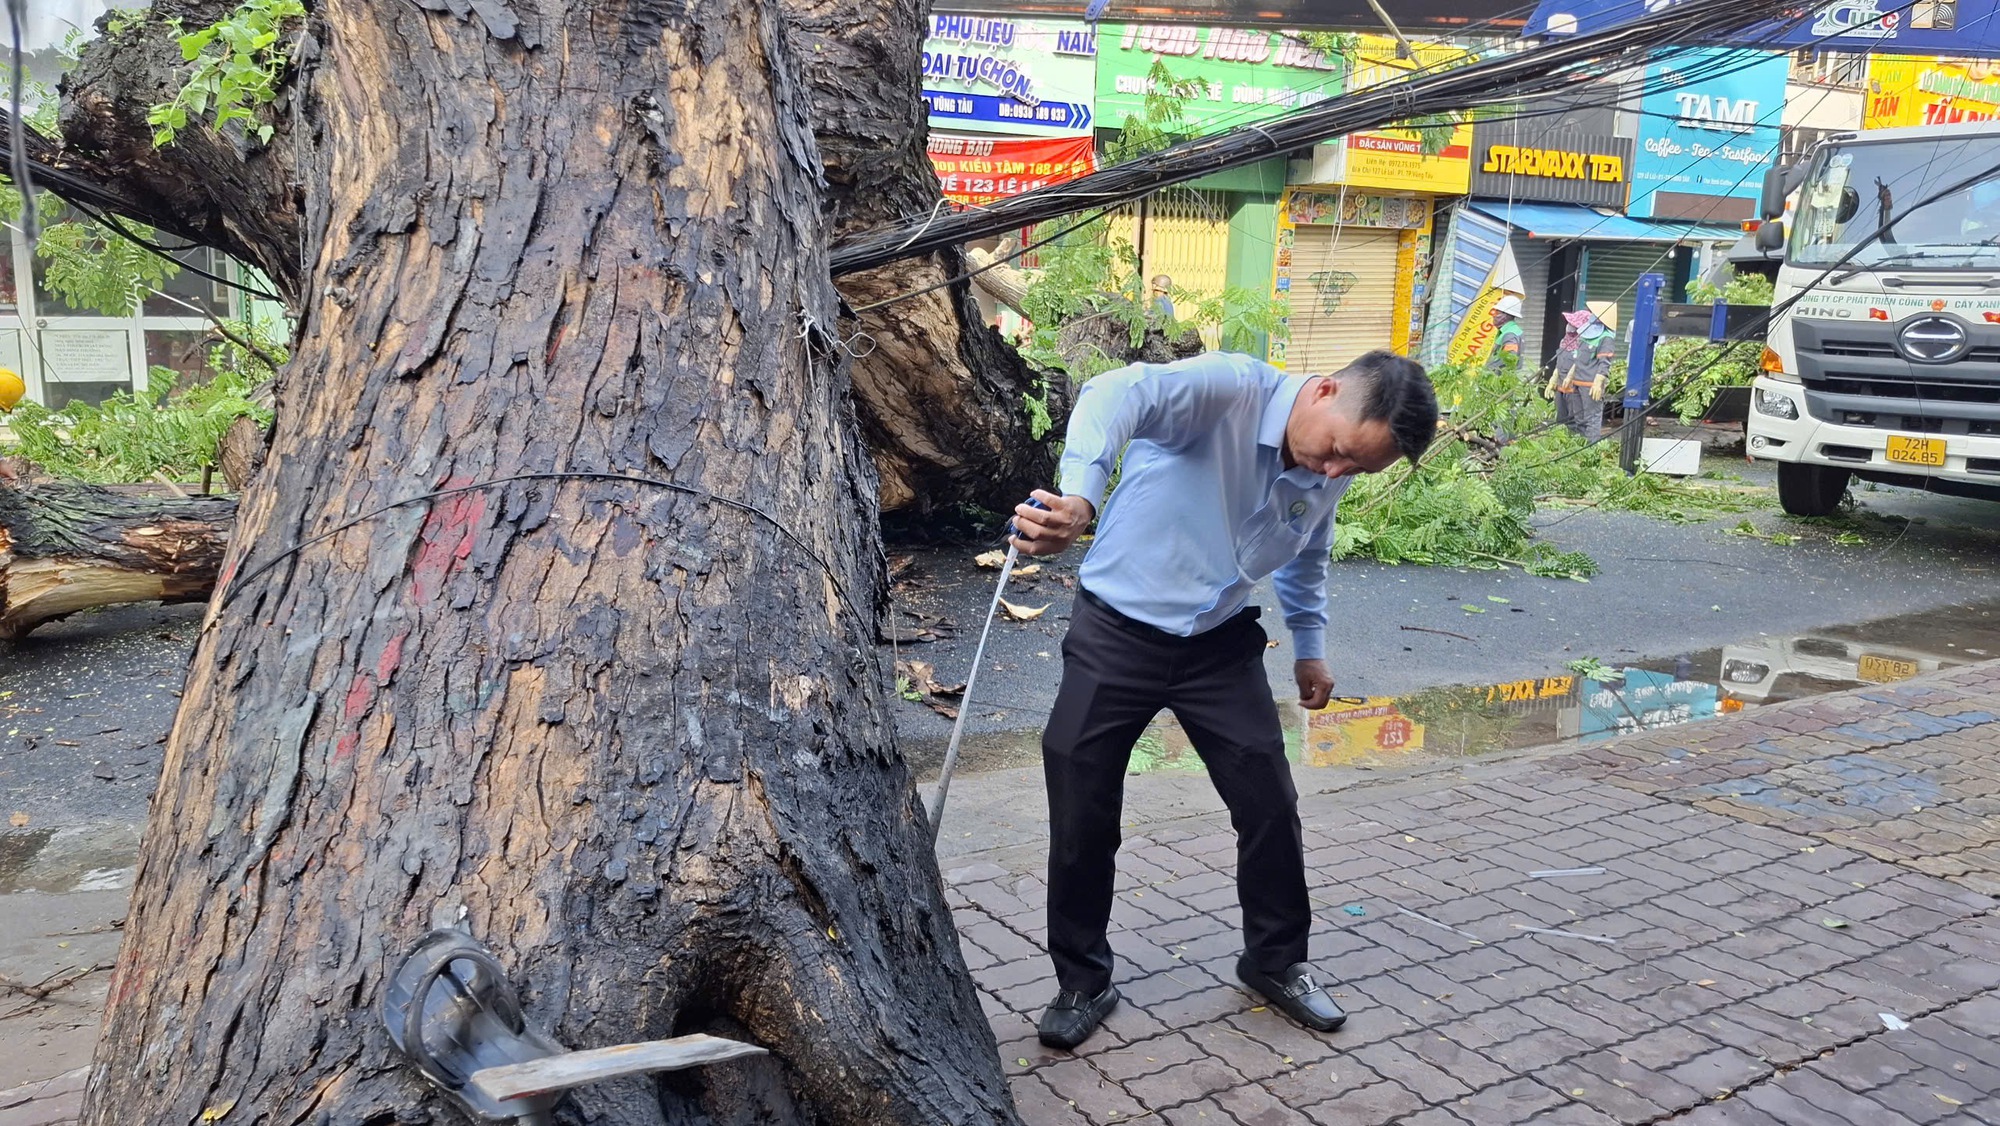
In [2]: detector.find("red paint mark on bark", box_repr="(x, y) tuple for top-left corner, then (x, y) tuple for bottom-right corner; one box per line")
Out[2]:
(343, 672), (376, 721)
(334, 733), (359, 760)
(410, 477), (486, 602)
(376, 631), (409, 684)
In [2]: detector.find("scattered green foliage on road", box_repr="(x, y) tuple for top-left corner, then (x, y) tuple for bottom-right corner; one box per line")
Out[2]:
(1331, 361), (1760, 577)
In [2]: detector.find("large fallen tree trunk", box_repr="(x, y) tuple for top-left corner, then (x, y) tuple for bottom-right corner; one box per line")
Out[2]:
(787, 0), (1067, 517)
(50, 0), (1059, 516)
(68, 1), (1019, 1123)
(0, 475), (232, 640)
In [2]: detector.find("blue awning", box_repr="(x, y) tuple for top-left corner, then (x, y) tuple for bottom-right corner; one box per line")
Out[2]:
(1468, 200), (1740, 244)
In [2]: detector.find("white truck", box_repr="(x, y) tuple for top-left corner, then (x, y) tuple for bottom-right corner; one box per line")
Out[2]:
(1747, 120), (2000, 516)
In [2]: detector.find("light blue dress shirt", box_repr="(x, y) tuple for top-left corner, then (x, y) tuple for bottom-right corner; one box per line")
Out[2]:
(1058, 352), (1349, 662)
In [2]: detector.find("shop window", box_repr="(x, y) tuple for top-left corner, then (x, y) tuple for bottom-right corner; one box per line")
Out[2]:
(145, 328), (213, 387)
(143, 241), (234, 319)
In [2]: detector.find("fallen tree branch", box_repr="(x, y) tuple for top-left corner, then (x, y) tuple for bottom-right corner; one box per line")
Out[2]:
(0, 963), (116, 1002)
(1399, 624), (1476, 642)
(0, 473), (234, 639)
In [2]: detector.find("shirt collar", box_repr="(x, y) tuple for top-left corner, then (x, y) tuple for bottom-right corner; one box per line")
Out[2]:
(1258, 372), (1312, 450)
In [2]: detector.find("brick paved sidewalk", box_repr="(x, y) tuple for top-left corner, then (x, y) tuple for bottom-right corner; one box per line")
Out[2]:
(949, 661), (2000, 1125)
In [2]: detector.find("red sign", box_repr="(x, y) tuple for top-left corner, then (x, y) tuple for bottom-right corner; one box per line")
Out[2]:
(928, 135), (1096, 209)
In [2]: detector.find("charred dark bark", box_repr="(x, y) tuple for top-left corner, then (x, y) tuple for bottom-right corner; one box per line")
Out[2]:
(0, 477), (232, 639)
(52, 2), (305, 302)
(774, 0), (1065, 516)
(77, 2), (1019, 1124)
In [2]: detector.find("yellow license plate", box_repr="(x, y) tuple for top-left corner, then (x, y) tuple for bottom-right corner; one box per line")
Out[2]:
(1858, 654), (1919, 683)
(1885, 435), (1946, 466)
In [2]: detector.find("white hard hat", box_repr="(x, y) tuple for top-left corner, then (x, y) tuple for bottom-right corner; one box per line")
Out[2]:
(1494, 294), (1524, 318)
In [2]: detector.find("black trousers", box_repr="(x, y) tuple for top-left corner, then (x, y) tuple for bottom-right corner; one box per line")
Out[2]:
(1043, 589), (1311, 994)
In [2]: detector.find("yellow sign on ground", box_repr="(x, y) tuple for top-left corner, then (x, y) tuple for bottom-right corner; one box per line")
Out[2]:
(1865, 55), (2000, 128)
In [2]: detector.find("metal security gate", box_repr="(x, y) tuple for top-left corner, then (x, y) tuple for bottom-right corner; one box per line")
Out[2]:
(1106, 188), (1233, 348)
(1286, 225), (1400, 374)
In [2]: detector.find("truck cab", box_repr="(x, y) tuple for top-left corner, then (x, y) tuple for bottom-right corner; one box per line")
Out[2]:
(1747, 120), (2000, 516)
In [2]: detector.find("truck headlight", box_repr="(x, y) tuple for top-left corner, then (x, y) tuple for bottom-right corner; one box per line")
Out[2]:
(1755, 387), (1799, 420)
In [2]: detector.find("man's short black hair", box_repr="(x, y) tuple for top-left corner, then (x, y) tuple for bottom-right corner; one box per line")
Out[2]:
(1334, 350), (1439, 466)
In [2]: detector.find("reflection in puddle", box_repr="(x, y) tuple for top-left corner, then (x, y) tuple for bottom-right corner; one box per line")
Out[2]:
(910, 600), (2000, 779)
(1308, 600), (2000, 763)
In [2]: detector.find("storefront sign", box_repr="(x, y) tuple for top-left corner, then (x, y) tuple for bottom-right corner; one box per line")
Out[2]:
(1334, 35), (1473, 194)
(1865, 54), (2000, 128)
(922, 15), (1097, 137)
(1283, 189), (1431, 230)
(1527, 0), (2000, 59)
(1470, 128), (1633, 207)
(927, 134), (1096, 207)
(1480, 145), (1624, 182)
(1093, 23), (1344, 132)
(1629, 48), (1787, 220)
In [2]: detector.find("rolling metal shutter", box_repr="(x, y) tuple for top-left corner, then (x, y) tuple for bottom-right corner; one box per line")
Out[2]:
(1583, 243), (1675, 342)
(1286, 226), (1401, 374)
(1106, 188), (1235, 349)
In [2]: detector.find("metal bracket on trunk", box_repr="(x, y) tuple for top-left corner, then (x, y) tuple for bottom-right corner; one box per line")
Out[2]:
(383, 928), (767, 1123)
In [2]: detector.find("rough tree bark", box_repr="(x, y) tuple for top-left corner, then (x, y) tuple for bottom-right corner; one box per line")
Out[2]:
(71, 2), (1019, 1124)
(0, 475), (232, 639)
(51, 0), (1060, 515)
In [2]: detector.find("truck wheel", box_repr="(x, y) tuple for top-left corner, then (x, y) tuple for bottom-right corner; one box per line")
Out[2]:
(1777, 462), (1852, 517)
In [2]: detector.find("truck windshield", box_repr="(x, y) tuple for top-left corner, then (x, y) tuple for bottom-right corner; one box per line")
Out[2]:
(1790, 134), (2000, 268)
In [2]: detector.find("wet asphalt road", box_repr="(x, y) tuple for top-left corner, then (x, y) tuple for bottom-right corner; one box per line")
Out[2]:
(5, 465), (2000, 833)
(890, 466), (2000, 763)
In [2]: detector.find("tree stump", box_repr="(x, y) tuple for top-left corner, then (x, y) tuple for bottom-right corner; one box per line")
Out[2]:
(0, 476), (232, 640)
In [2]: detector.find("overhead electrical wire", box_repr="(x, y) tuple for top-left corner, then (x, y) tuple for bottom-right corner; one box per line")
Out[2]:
(832, 0), (1814, 275)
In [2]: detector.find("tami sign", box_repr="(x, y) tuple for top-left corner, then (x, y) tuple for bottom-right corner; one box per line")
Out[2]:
(1629, 48), (1787, 221)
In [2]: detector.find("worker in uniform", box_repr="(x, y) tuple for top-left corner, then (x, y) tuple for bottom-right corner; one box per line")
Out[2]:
(1547, 300), (1619, 442)
(1006, 349), (1439, 1049)
(1486, 294), (1525, 375)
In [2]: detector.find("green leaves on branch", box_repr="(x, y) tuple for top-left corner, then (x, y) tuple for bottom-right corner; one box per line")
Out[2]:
(33, 217), (180, 317)
(4, 366), (273, 484)
(147, 0), (306, 147)
(1329, 361), (1761, 577)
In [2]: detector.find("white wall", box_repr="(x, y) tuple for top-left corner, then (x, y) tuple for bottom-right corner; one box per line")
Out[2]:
(19, 0), (119, 51)
(1783, 81), (1863, 133)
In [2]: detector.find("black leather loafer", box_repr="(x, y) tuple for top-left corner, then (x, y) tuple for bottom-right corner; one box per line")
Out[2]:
(1037, 985), (1120, 1049)
(1237, 957), (1347, 1032)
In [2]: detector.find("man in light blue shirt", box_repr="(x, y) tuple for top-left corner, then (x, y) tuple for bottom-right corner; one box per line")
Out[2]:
(1010, 349), (1438, 1050)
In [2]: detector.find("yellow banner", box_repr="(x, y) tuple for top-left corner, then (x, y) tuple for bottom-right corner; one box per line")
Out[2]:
(1448, 286), (1505, 366)
(1341, 35), (1474, 195)
(1864, 55), (2000, 129)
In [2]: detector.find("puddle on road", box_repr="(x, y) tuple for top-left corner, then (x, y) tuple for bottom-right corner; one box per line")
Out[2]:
(908, 599), (2000, 780)
(0, 825), (140, 894)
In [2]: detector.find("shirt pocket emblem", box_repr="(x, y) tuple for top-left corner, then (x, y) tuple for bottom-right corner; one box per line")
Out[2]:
(1289, 500), (1307, 518)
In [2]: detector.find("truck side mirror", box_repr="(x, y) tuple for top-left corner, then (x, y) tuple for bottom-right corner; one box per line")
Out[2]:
(1755, 220), (1786, 252)
(1760, 165), (1789, 220)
